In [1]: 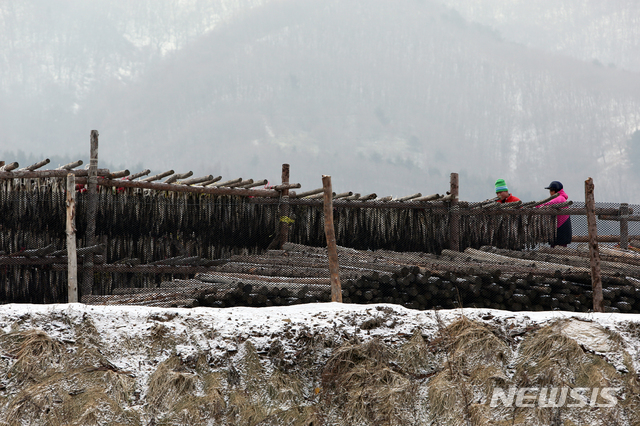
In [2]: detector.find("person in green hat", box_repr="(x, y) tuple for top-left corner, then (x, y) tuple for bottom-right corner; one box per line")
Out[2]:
(495, 179), (520, 203)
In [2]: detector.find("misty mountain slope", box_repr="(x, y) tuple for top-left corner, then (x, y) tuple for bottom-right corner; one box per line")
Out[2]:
(0, 0), (271, 157)
(86, 0), (640, 201)
(436, 0), (640, 73)
(0, 0), (270, 97)
(2, 0), (640, 201)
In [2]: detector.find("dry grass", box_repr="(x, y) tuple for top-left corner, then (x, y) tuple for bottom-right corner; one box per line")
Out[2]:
(515, 325), (586, 387)
(147, 355), (199, 414)
(321, 338), (418, 425)
(514, 320), (627, 389)
(0, 330), (65, 385)
(398, 328), (434, 375)
(488, 412), (538, 426)
(1, 369), (140, 426)
(147, 323), (176, 353)
(619, 319), (640, 342)
(149, 339), (317, 425)
(227, 390), (269, 425)
(225, 340), (317, 425)
(322, 337), (392, 380)
(511, 320), (640, 426)
(266, 367), (303, 404)
(73, 313), (102, 347)
(444, 317), (510, 368)
(604, 328), (640, 426)
(155, 393), (225, 426)
(256, 405), (319, 426)
(427, 368), (464, 420)
(427, 317), (512, 425)
(148, 354), (227, 425)
(3, 310), (640, 425)
(0, 321), (144, 426)
(240, 340), (266, 393)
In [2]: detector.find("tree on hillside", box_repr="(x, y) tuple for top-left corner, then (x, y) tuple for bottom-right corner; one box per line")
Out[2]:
(629, 130), (640, 176)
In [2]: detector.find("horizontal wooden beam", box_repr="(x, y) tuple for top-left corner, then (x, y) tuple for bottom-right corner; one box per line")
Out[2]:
(198, 176), (222, 186)
(164, 171), (193, 184)
(211, 177), (242, 187)
(290, 187), (323, 198)
(571, 235), (640, 243)
(141, 170), (174, 182)
(180, 175), (214, 185)
(395, 193), (422, 201)
(0, 162), (19, 171)
(0, 255), (105, 266)
(74, 176), (286, 197)
(598, 215), (640, 222)
(56, 160), (83, 170)
(19, 159), (50, 171)
(93, 264), (227, 274)
(128, 169), (151, 180)
(271, 183), (301, 191)
(0, 169), (111, 179)
(107, 170), (130, 179)
(241, 179), (269, 189)
(248, 197), (625, 215)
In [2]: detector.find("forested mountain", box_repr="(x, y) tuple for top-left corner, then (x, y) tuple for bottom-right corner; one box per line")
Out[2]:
(438, 0), (640, 72)
(1, 0), (639, 202)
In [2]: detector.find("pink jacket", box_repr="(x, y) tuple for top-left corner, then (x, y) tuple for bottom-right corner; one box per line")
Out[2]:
(542, 188), (569, 227)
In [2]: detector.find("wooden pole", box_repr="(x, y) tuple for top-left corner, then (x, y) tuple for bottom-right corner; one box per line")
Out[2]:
(20, 159), (50, 171)
(0, 162), (19, 172)
(73, 176), (291, 197)
(56, 160), (83, 170)
(279, 164), (291, 249)
(322, 175), (342, 302)
(128, 169), (151, 180)
(619, 203), (629, 249)
(291, 188), (324, 198)
(142, 170), (174, 182)
(571, 234), (640, 243)
(585, 177), (604, 312)
(449, 172), (460, 251)
(598, 214), (640, 221)
(0, 169), (112, 180)
(66, 174), (78, 303)
(84, 130), (99, 297)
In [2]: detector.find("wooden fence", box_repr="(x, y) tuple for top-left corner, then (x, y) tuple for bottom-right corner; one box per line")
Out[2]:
(2, 132), (638, 310)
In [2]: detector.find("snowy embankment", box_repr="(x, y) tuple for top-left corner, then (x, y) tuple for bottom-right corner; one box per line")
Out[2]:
(0, 303), (639, 425)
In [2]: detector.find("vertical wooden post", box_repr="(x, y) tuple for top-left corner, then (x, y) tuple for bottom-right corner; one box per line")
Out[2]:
(279, 163), (291, 249)
(66, 174), (78, 303)
(585, 177), (604, 313)
(619, 203), (629, 249)
(449, 172), (460, 252)
(84, 130), (99, 297)
(322, 175), (342, 302)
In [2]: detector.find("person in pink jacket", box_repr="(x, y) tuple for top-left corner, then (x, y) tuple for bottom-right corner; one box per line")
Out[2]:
(542, 181), (572, 246)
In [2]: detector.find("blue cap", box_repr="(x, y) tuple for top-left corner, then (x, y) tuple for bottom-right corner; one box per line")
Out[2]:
(545, 181), (563, 191)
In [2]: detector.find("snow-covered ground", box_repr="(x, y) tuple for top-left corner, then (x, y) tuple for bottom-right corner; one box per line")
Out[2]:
(4, 302), (637, 369)
(1, 302), (639, 425)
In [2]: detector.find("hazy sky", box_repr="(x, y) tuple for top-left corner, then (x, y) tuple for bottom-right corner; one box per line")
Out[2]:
(1, 0), (640, 203)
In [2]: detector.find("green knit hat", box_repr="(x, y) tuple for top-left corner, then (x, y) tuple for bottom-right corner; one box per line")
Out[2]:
(495, 179), (508, 193)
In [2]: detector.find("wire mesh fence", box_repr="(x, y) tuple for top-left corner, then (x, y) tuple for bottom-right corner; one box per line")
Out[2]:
(2, 176), (640, 313)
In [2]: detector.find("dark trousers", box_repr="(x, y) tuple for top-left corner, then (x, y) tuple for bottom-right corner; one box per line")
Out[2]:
(555, 217), (572, 246)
